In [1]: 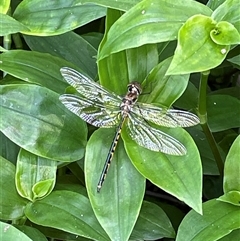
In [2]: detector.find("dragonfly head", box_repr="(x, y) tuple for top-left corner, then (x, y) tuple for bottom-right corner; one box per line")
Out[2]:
(127, 81), (142, 95)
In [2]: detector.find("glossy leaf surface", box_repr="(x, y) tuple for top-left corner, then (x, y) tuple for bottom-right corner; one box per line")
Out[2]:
(0, 222), (32, 241)
(98, 0), (212, 60)
(0, 84), (87, 161)
(140, 57), (190, 107)
(207, 95), (240, 132)
(23, 32), (98, 79)
(122, 124), (202, 214)
(98, 8), (158, 94)
(0, 13), (29, 36)
(24, 190), (110, 241)
(167, 15), (230, 75)
(13, 0), (106, 36)
(211, 0), (240, 31)
(15, 149), (57, 201)
(176, 199), (240, 241)
(85, 128), (145, 241)
(0, 157), (28, 220)
(223, 135), (240, 193)
(0, 50), (80, 94)
(131, 201), (175, 240)
(0, 0), (10, 14)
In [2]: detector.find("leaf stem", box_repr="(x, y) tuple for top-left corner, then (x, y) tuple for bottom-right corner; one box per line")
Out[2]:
(198, 71), (224, 177)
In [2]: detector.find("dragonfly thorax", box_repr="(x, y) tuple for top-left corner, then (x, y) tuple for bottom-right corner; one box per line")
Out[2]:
(120, 82), (142, 117)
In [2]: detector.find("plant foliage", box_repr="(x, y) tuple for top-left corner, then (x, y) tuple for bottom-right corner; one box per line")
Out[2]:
(0, 0), (240, 240)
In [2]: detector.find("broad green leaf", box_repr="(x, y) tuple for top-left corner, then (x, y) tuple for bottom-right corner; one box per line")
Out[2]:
(13, 0), (106, 36)
(174, 81), (199, 110)
(167, 15), (230, 75)
(223, 135), (240, 193)
(207, 95), (240, 132)
(85, 128), (145, 241)
(218, 229), (240, 241)
(24, 190), (110, 241)
(15, 149), (57, 202)
(0, 156), (28, 220)
(131, 201), (175, 240)
(0, 222), (32, 241)
(207, 0), (226, 10)
(0, 132), (19, 164)
(0, 50), (81, 94)
(98, 9), (158, 94)
(210, 21), (240, 45)
(187, 127), (219, 175)
(0, 0), (10, 14)
(228, 55), (240, 67)
(23, 32), (98, 79)
(0, 13), (29, 36)
(140, 57), (190, 107)
(218, 191), (240, 206)
(0, 84), (87, 162)
(81, 0), (140, 11)
(15, 225), (48, 241)
(122, 125), (202, 214)
(176, 199), (240, 241)
(98, 0), (212, 60)
(211, 0), (240, 32)
(211, 86), (240, 98)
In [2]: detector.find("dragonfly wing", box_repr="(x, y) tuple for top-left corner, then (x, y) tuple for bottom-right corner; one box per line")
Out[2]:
(59, 94), (121, 127)
(127, 113), (187, 155)
(132, 102), (200, 127)
(60, 67), (122, 105)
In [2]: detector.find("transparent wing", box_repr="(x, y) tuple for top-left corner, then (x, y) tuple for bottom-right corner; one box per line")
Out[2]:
(60, 67), (122, 106)
(59, 94), (121, 127)
(127, 113), (187, 155)
(132, 102), (200, 128)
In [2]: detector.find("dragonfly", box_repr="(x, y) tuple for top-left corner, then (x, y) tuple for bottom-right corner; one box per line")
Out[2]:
(59, 67), (200, 192)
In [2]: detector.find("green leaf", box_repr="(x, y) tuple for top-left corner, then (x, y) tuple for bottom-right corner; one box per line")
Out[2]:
(23, 32), (98, 79)
(188, 127), (219, 175)
(0, 50), (81, 94)
(15, 149), (57, 202)
(223, 135), (240, 193)
(167, 15), (230, 75)
(140, 57), (190, 107)
(0, 131), (19, 164)
(211, 0), (240, 32)
(15, 225), (48, 241)
(176, 199), (240, 241)
(80, 0), (140, 11)
(207, 95), (240, 132)
(218, 229), (240, 241)
(210, 21), (240, 45)
(207, 0), (225, 11)
(24, 190), (110, 241)
(0, 13), (29, 36)
(174, 81), (199, 110)
(0, 156), (28, 220)
(13, 0), (106, 36)
(98, 9), (158, 94)
(122, 125), (202, 214)
(131, 201), (175, 239)
(0, 222), (32, 241)
(218, 191), (240, 206)
(228, 54), (240, 67)
(85, 128), (145, 241)
(0, 84), (87, 162)
(0, 0), (10, 14)
(98, 0), (212, 60)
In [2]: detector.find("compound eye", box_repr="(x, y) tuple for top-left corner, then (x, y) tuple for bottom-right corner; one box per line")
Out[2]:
(128, 84), (133, 92)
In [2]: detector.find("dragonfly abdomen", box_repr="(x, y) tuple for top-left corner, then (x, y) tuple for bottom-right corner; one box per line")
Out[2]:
(97, 116), (126, 192)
